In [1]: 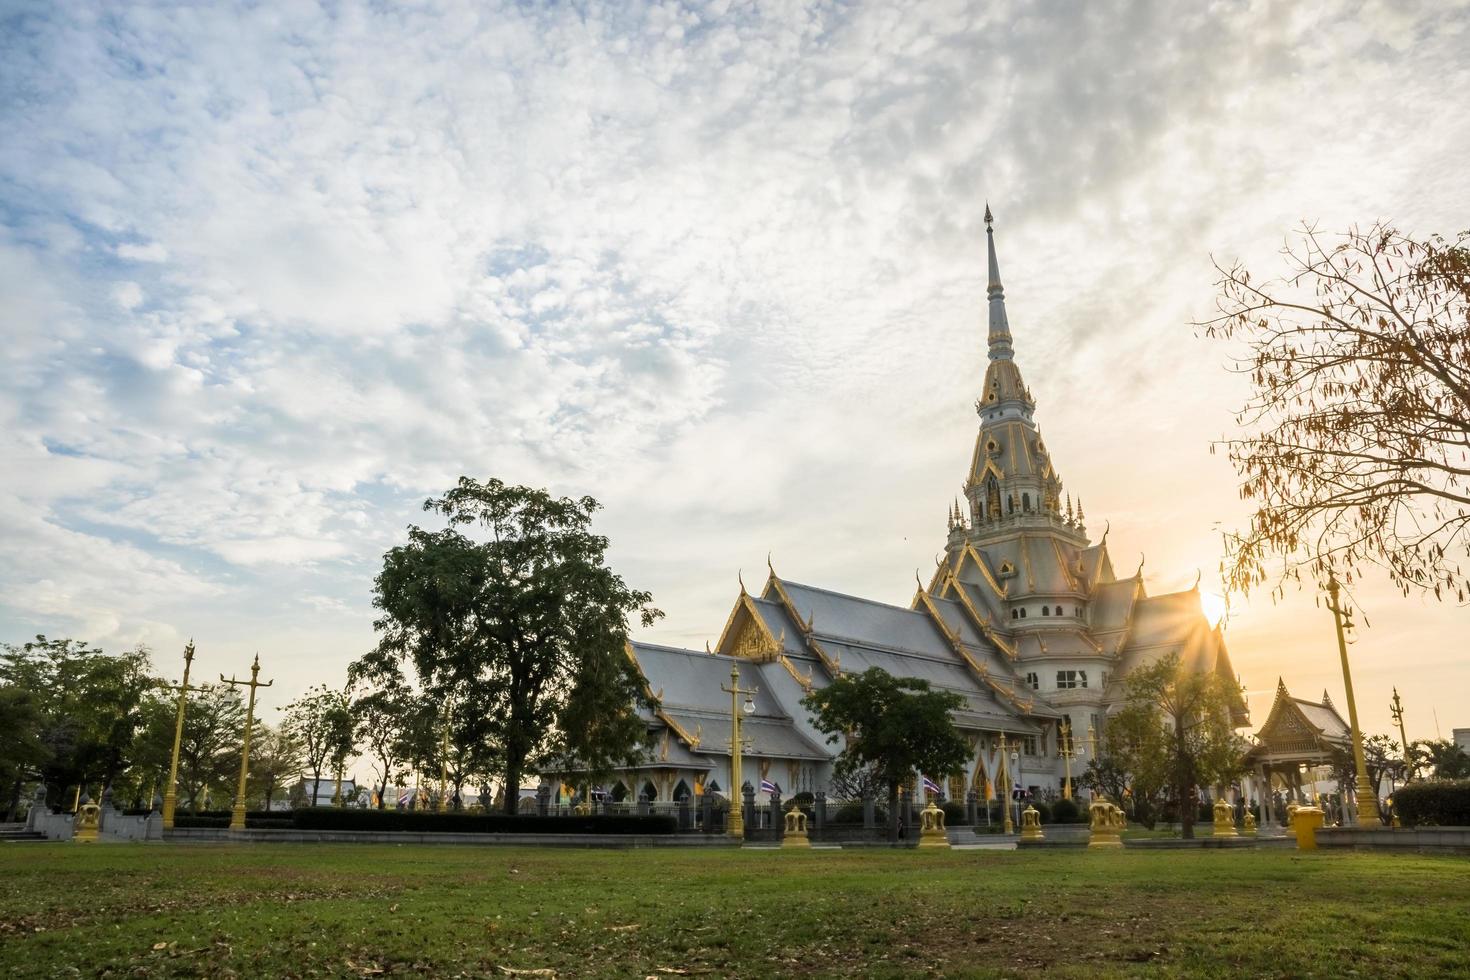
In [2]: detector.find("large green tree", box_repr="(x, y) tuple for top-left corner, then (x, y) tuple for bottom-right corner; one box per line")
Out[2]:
(363, 477), (661, 815)
(0, 636), (158, 807)
(1105, 653), (1244, 839)
(346, 668), (414, 809)
(801, 667), (970, 842)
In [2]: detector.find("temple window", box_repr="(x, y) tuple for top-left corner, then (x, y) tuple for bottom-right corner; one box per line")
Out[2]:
(1056, 670), (1088, 690)
(1022, 493), (1031, 511)
(1020, 608), (1027, 618)
(1041, 606), (1050, 617)
(1020, 736), (1039, 756)
(1055, 605), (1063, 616)
(1025, 672), (1039, 690)
(1011, 609), (1019, 620)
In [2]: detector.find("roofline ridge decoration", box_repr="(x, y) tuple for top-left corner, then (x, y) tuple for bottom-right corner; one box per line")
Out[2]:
(939, 568), (1018, 659)
(914, 588), (1032, 714)
(765, 572), (816, 635)
(960, 541), (1009, 598)
(624, 640), (701, 750)
(776, 652), (815, 693)
(713, 590), (784, 660)
(1050, 536), (1080, 592)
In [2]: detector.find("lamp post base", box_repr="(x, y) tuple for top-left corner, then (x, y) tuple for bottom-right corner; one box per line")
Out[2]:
(1354, 786), (1380, 829)
(229, 802), (247, 832)
(161, 793), (177, 830)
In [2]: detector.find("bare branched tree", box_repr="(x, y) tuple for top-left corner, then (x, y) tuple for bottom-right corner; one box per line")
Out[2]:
(1197, 222), (1470, 602)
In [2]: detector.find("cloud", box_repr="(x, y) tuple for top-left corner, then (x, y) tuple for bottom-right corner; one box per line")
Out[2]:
(1, 0), (1468, 729)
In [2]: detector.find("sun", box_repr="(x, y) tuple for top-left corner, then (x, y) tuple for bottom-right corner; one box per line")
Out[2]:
(1199, 589), (1229, 628)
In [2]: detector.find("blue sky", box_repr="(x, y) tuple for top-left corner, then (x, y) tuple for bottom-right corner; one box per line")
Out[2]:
(3, 0), (1468, 741)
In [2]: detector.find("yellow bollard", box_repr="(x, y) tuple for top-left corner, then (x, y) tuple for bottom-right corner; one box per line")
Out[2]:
(1212, 798), (1239, 838)
(1020, 804), (1045, 843)
(782, 804), (811, 849)
(1292, 806), (1325, 850)
(1284, 802), (1300, 838)
(73, 797), (101, 843)
(1087, 797), (1125, 848)
(918, 801), (950, 848)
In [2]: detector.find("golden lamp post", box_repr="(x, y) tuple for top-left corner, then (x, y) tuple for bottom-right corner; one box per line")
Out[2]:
(161, 640), (196, 830)
(221, 654), (274, 832)
(720, 665), (758, 838)
(1058, 719), (1077, 801)
(1389, 688), (1410, 781)
(1325, 574), (1378, 829)
(997, 733), (1014, 834)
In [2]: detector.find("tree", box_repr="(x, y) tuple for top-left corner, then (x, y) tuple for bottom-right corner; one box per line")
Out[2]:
(0, 685), (50, 820)
(323, 690), (357, 805)
(1328, 733), (1404, 825)
(366, 477), (661, 815)
(281, 685), (343, 805)
(1197, 223), (1470, 600)
(175, 684), (244, 812)
(247, 724), (303, 810)
(1105, 653), (1244, 839)
(801, 668), (970, 842)
(1409, 739), (1470, 780)
(0, 635), (158, 807)
(347, 670), (413, 809)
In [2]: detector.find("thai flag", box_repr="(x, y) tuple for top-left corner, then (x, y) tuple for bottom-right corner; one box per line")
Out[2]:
(921, 775), (942, 795)
(760, 778), (779, 794)
(397, 789), (411, 807)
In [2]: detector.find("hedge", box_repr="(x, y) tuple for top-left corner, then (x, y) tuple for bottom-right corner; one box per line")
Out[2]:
(1394, 779), (1470, 828)
(1050, 798), (1082, 824)
(289, 808), (677, 835)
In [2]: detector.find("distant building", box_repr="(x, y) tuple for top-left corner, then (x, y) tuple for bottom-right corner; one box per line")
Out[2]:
(292, 778), (359, 807)
(1454, 728), (1470, 755)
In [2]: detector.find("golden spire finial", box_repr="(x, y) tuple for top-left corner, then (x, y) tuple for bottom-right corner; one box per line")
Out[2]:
(738, 569), (746, 594)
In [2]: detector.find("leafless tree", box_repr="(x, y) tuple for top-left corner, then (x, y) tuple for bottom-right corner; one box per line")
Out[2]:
(1198, 222), (1470, 602)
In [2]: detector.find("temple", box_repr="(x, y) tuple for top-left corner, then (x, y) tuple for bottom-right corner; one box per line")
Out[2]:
(616, 208), (1249, 806)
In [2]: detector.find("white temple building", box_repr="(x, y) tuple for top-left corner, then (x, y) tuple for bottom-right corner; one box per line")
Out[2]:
(618, 209), (1249, 806)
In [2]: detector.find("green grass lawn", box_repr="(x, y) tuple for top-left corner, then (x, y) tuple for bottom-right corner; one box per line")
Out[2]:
(2, 843), (1467, 978)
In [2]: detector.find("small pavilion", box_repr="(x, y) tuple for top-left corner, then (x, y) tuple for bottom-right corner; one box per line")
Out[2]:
(1244, 679), (1352, 825)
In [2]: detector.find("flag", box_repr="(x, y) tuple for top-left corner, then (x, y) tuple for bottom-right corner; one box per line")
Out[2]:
(921, 775), (942, 795)
(397, 789), (411, 808)
(760, 778), (779, 794)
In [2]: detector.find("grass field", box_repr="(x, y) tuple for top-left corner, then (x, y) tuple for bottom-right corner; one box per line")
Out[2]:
(2, 844), (1468, 978)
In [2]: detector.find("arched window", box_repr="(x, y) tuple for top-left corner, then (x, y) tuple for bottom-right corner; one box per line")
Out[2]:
(1022, 493), (1031, 511)
(1020, 608), (1027, 618)
(1055, 605), (1063, 616)
(641, 780), (658, 802)
(1011, 609), (1019, 620)
(673, 779), (691, 803)
(1041, 606), (1050, 616)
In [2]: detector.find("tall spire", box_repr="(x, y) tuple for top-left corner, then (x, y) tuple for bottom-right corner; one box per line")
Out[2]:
(985, 204), (1013, 362)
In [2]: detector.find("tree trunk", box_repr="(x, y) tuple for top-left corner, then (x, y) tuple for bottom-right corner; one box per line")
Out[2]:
(504, 755), (522, 816)
(887, 781), (899, 844)
(1176, 715), (1195, 840)
(5, 774), (22, 823)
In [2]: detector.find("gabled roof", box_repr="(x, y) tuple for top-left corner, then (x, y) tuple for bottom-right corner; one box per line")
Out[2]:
(1246, 678), (1351, 761)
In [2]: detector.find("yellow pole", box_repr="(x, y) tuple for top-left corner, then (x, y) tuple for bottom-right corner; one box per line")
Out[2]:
(222, 654), (273, 831)
(727, 666), (743, 838)
(998, 733), (1013, 834)
(162, 640), (196, 829)
(1327, 575), (1378, 829)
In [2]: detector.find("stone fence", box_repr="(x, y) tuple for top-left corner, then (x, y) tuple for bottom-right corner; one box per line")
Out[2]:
(27, 803), (163, 842)
(1315, 826), (1470, 855)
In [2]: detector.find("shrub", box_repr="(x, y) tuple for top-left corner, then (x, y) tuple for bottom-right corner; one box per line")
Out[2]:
(941, 801), (966, 826)
(1050, 798), (1081, 824)
(289, 808), (677, 835)
(1394, 779), (1470, 828)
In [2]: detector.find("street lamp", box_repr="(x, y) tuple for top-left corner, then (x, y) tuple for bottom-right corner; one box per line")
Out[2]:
(1389, 688), (1410, 783)
(1326, 574), (1378, 829)
(1058, 719), (1077, 801)
(721, 666), (759, 838)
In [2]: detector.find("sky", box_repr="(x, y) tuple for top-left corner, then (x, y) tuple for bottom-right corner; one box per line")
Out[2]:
(2, 0), (1468, 750)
